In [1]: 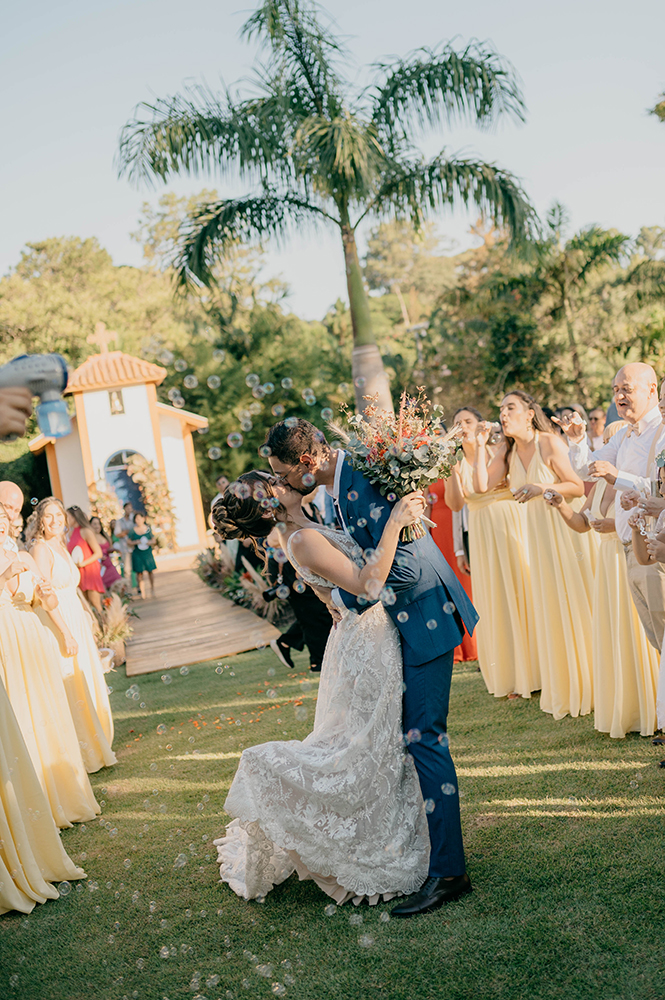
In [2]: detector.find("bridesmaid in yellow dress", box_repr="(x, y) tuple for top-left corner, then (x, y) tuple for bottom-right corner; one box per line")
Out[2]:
(0, 549), (84, 913)
(475, 389), (594, 721)
(31, 498), (116, 762)
(545, 477), (660, 737)
(0, 504), (100, 828)
(444, 406), (538, 699)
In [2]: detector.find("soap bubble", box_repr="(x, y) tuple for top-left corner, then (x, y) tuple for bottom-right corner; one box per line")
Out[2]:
(272, 404), (285, 417)
(441, 782), (456, 795)
(266, 688), (277, 699)
(426, 619), (438, 630)
(424, 798), (436, 813)
(212, 349), (226, 362)
(30, 497), (38, 505)
(159, 946), (170, 959)
(406, 728), (421, 744)
(227, 433), (244, 449)
(252, 386), (266, 399)
(354, 376), (366, 389)
(443, 602), (456, 615)
(123, 859), (132, 869)
(349, 912), (363, 926)
(208, 447), (222, 460)
(293, 580), (306, 594)
(281, 377), (294, 389)
(167, 387), (180, 401)
(324, 904), (337, 916)
(379, 911), (390, 923)
(161, 674), (172, 684)
(302, 472), (316, 487)
(58, 881), (72, 897)
(158, 350), (174, 365)
(272, 985), (287, 996)
(347, 490), (358, 502)
(172, 397), (185, 408)
(358, 934), (374, 948)
(321, 407), (333, 421)
(173, 853), (188, 869)
(276, 585), (290, 599)
(387, 492), (397, 502)
(174, 359), (187, 372)
(240, 420), (253, 432)
(338, 382), (349, 393)
(179, 665), (189, 676)
(301, 387), (314, 399)
(183, 375), (198, 389)
(207, 375), (221, 389)
(156, 724), (167, 734)
(357, 517), (367, 528)
(258, 445), (271, 458)
(245, 374), (260, 388)
(263, 382), (275, 394)
(284, 416), (298, 428)
(437, 733), (450, 748)
(294, 706), (308, 721)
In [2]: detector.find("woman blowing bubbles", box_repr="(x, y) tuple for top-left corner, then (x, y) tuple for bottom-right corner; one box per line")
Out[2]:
(475, 390), (595, 721)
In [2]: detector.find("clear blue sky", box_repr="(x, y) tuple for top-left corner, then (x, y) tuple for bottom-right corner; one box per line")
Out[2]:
(2, 0), (663, 319)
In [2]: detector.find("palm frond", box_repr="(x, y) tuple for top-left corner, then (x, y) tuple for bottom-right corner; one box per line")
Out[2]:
(624, 258), (665, 308)
(241, 0), (346, 116)
(293, 113), (385, 198)
(566, 227), (631, 282)
(117, 85), (292, 186)
(173, 192), (337, 287)
(366, 151), (535, 244)
(370, 41), (526, 144)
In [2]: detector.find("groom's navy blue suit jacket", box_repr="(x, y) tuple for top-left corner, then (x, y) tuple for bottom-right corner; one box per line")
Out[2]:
(335, 456), (479, 667)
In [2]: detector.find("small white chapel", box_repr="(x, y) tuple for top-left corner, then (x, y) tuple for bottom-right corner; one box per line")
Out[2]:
(29, 325), (209, 553)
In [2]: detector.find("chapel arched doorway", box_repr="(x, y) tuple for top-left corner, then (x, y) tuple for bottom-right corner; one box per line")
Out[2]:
(104, 450), (147, 514)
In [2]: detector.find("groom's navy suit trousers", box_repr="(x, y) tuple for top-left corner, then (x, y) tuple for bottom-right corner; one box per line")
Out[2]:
(335, 457), (479, 878)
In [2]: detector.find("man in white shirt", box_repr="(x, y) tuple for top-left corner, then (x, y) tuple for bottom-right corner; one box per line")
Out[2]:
(565, 363), (665, 649)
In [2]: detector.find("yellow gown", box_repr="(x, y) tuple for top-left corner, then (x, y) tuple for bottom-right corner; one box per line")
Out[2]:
(0, 677), (85, 914)
(0, 571), (100, 828)
(508, 435), (595, 720)
(459, 459), (539, 698)
(589, 482), (660, 737)
(37, 545), (115, 767)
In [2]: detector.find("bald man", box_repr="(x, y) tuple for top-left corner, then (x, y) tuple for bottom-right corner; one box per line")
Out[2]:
(0, 481), (24, 554)
(565, 363), (665, 649)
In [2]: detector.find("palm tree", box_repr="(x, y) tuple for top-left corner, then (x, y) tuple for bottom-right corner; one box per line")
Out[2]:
(118, 0), (534, 413)
(525, 203), (631, 406)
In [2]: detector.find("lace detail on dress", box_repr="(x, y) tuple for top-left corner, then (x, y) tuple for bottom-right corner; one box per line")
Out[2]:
(215, 601), (429, 901)
(285, 525), (364, 589)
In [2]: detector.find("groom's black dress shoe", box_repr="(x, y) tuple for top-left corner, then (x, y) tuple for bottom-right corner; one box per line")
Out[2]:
(390, 874), (472, 917)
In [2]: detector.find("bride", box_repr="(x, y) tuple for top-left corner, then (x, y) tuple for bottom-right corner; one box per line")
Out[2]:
(211, 472), (430, 905)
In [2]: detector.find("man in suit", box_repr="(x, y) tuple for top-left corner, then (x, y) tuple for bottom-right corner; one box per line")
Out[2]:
(266, 418), (479, 917)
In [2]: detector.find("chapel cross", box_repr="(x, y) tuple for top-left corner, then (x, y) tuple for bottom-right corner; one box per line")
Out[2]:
(87, 321), (118, 354)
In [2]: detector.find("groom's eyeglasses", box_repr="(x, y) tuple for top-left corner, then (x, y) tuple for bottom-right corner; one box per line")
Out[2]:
(275, 465), (298, 487)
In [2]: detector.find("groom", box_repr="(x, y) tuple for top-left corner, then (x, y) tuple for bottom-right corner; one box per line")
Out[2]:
(266, 418), (479, 916)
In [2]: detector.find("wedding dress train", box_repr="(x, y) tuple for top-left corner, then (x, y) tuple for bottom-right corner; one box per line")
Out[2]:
(214, 528), (430, 904)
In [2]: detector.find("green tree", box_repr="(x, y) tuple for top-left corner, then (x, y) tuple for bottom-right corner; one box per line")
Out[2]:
(117, 0), (534, 413)
(650, 93), (665, 122)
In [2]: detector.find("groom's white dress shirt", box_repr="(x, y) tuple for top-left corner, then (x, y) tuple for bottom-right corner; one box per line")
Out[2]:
(569, 405), (661, 544)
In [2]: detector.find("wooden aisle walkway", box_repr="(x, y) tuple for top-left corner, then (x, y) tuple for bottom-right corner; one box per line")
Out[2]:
(125, 569), (280, 676)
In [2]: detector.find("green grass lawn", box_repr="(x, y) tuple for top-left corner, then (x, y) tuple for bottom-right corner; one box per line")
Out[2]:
(1, 651), (664, 1000)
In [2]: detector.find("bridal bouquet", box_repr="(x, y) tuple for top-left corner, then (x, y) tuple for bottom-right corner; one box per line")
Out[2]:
(330, 390), (463, 541)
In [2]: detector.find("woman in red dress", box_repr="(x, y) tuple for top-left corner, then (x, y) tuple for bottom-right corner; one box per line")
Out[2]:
(66, 507), (105, 613)
(427, 484), (478, 663)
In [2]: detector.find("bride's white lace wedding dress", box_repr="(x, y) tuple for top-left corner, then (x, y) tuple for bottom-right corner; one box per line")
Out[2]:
(214, 526), (429, 905)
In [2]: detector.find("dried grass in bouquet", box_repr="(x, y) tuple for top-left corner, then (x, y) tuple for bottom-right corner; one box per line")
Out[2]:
(330, 390), (463, 541)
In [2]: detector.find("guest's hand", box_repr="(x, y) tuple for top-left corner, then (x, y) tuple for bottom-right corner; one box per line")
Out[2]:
(589, 517), (616, 534)
(0, 387), (33, 440)
(621, 489), (641, 510)
(543, 489), (563, 507)
(475, 422), (492, 447)
(638, 496), (665, 517)
(588, 461), (618, 485)
(628, 510), (645, 530)
(645, 536), (665, 563)
(551, 412), (586, 444)
(61, 630), (78, 657)
(514, 483), (543, 503)
(456, 553), (470, 575)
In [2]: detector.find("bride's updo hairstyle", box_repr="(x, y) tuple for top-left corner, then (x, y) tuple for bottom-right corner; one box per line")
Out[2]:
(211, 472), (285, 549)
